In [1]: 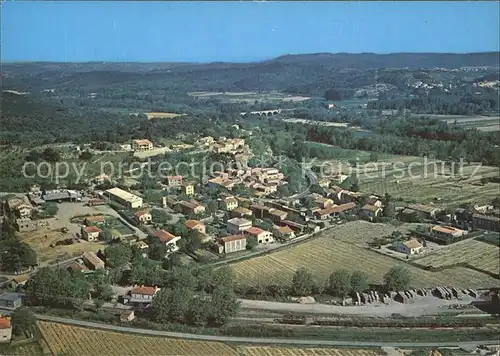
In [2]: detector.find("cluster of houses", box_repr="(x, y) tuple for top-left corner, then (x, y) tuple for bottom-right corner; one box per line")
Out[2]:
(207, 167), (286, 197)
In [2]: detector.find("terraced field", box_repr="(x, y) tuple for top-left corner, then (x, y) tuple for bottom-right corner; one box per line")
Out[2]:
(38, 321), (239, 356)
(240, 346), (384, 356)
(231, 225), (498, 288)
(413, 239), (500, 276)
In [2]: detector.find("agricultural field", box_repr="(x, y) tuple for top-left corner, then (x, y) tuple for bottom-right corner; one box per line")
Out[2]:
(413, 238), (500, 276)
(0, 341), (45, 356)
(38, 321), (240, 356)
(420, 114), (500, 132)
(240, 346), (384, 356)
(358, 159), (500, 206)
(188, 91), (311, 103)
(145, 112), (186, 120)
(230, 222), (498, 289)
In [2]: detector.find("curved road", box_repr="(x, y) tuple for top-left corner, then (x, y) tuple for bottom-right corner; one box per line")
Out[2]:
(36, 314), (498, 348)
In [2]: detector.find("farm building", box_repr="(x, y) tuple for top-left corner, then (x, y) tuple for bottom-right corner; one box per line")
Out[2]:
(42, 189), (79, 202)
(6, 196), (33, 218)
(407, 204), (442, 219)
(396, 239), (424, 255)
(219, 235), (247, 254)
(0, 317), (12, 343)
(431, 225), (468, 240)
(106, 187), (143, 209)
(82, 252), (105, 270)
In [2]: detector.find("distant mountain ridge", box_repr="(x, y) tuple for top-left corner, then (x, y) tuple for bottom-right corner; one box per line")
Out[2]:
(1, 52), (499, 95)
(2, 52), (499, 74)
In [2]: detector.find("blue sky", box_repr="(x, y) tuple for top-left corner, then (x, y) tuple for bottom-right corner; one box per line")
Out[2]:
(2, 1), (499, 62)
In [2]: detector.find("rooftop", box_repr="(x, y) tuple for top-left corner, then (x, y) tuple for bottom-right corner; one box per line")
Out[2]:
(473, 213), (500, 222)
(0, 317), (11, 330)
(403, 239), (423, 249)
(408, 204), (440, 214)
(135, 210), (151, 218)
(277, 226), (294, 234)
(83, 251), (105, 267)
(85, 215), (106, 222)
(432, 225), (465, 234)
(83, 226), (102, 233)
(0, 292), (23, 302)
(106, 187), (142, 203)
(153, 229), (178, 244)
(185, 219), (203, 229)
(362, 204), (380, 212)
(317, 202), (356, 215)
(131, 286), (158, 295)
(220, 235), (247, 243)
(227, 217), (252, 226)
(133, 139), (153, 146)
(245, 227), (267, 236)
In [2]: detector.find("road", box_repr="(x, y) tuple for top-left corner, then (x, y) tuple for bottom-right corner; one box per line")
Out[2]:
(34, 314), (499, 347)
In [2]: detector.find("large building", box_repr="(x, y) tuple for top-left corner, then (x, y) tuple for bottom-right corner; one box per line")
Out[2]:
(473, 214), (500, 232)
(132, 139), (153, 152)
(226, 217), (252, 234)
(105, 188), (143, 209)
(219, 235), (247, 254)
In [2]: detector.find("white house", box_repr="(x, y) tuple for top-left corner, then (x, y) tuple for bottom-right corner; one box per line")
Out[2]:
(396, 239), (424, 255)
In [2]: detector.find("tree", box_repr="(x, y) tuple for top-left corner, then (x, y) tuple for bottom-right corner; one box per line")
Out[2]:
(383, 266), (411, 291)
(11, 307), (36, 336)
(207, 200), (218, 214)
(291, 268), (315, 296)
(95, 283), (114, 301)
(327, 269), (351, 298)
(350, 270), (369, 294)
(152, 287), (191, 323)
(246, 238), (258, 250)
(79, 150), (93, 161)
(104, 244), (132, 268)
(205, 285), (240, 326)
(44, 202), (59, 217)
(148, 240), (167, 261)
(277, 184), (290, 198)
(151, 209), (171, 225)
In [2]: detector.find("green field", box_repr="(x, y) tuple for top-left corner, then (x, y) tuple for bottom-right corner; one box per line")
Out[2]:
(188, 91), (311, 104)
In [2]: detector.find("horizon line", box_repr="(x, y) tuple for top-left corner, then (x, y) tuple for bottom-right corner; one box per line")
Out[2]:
(2, 51), (500, 65)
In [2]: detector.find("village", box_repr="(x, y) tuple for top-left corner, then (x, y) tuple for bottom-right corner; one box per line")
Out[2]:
(0, 132), (499, 344)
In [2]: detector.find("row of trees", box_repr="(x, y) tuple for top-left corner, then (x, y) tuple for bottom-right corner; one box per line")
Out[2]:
(0, 221), (37, 273)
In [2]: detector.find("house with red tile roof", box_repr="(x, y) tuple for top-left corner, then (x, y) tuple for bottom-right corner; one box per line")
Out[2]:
(129, 286), (160, 304)
(151, 230), (181, 252)
(185, 219), (206, 234)
(0, 317), (12, 343)
(245, 226), (274, 244)
(82, 225), (102, 242)
(135, 210), (152, 225)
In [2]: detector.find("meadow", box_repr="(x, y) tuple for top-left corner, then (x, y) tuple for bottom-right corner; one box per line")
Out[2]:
(240, 346), (384, 356)
(188, 91), (311, 103)
(230, 222), (498, 289)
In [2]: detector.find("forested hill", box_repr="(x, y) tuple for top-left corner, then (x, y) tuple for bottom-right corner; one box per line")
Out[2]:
(2, 52), (499, 93)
